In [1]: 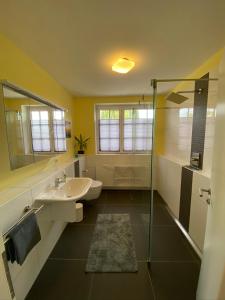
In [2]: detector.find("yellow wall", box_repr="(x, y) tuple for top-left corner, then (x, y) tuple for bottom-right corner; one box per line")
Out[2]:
(4, 97), (40, 110)
(173, 48), (224, 93)
(1, 31), (221, 189)
(0, 33), (74, 189)
(154, 96), (166, 155)
(72, 95), (165, 155)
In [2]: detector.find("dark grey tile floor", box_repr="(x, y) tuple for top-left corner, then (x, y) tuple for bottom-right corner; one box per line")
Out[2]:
(26, 190), (200, 300)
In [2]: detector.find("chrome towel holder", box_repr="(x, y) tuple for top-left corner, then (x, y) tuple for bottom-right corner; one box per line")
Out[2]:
(2, 205), (44, 245)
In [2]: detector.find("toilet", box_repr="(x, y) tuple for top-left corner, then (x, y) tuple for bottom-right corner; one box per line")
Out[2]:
(83, 179), (103, 201)
(78, 155), (103, 201)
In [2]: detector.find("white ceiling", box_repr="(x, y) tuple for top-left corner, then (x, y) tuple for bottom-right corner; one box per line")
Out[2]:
(0, 0), (224, 96)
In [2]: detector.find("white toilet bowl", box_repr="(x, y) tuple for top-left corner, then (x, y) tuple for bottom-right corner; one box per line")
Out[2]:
(84, 180), (103, 200)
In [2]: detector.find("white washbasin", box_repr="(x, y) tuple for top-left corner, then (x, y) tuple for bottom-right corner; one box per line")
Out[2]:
(35, 177), (92, 203)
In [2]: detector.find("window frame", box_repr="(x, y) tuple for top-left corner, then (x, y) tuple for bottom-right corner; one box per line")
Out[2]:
(95, 103), (153, 154)
(29, 105), (67, 154)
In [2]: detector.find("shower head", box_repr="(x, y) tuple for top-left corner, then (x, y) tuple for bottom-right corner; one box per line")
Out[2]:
(165, 92), (188, 104)
(166, 87), (203, 104)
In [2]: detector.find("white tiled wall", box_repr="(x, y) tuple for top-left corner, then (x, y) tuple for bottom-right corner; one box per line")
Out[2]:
(156, 155), (210, 252)
(155, 68), (219, 253)
(85, 154), (151, 189)
(0, 160), (75, 300)
(189, 173), (210, 251)
(161, 69), (219, 174)
(0, 239), (13, 300)
(197, 49), (225, 300)
(156, 155), (182, 218)
(163, 106), (193, 165)
(0, 189), (33, 234)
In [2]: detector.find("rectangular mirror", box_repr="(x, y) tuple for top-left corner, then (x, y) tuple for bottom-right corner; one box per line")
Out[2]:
(1, 82), (67, 170)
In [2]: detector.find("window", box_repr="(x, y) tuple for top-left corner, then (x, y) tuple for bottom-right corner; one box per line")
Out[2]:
(96, 104), (153, 153)
(31, 110), (51, 152)
(179, 108), (193, 118)
(98, 109), (120, 152)
(53, 110), (67, 152)
(30, 106), (66, 153)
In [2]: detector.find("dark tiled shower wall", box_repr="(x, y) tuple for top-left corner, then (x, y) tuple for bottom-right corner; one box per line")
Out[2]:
(179, 167), (193, 231)
(190, 73), (209, 169)
(179, 73), (209, 231)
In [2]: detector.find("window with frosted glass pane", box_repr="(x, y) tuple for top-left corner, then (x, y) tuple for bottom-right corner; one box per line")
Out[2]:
(99, 109), (120, 152)
(123, 109), (152, 151)
(31, 110), (51, 152)
(53, 110), (66, 151)
(30, 108), (66, 153)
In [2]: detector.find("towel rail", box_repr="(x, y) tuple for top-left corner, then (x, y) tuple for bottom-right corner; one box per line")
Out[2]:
(2, 205), (44, 244)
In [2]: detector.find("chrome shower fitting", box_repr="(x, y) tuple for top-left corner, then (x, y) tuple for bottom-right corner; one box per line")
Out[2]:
(166, 88), (204, 104)
(177, 88), (203, 95)
(199, 188), (211, 205)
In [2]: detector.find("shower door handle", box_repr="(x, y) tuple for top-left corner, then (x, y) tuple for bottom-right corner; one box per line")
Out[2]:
(199, 188), (211, 205)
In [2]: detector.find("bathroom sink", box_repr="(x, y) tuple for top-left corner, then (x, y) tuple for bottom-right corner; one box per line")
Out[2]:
(35, 177), (92, 203)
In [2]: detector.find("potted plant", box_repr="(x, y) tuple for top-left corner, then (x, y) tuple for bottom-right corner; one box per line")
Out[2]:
(74, 134), (90, 154)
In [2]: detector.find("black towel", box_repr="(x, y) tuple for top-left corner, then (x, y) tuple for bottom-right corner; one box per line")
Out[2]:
(5, 212), (41, 265)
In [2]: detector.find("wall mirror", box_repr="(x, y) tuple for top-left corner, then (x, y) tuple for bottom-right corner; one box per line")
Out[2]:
(1, 81), (67, 170)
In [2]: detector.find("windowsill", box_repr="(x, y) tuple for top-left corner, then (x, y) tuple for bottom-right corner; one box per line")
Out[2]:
(33, 151), (67, 155)
(96, 152), (152, 155)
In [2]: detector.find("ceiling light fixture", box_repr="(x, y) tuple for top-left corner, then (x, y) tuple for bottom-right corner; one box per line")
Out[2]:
(112, 57), (135, 74)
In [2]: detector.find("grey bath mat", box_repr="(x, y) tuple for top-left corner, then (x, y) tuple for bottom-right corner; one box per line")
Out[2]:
(86, 214), (138, 272)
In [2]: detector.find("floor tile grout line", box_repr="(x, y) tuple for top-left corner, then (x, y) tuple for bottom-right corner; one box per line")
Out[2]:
(179, 232), (202, 262)
(48, 257), (200, 265)
(151, 221), (201, 262)
(77, 222), (177, 226)
(48, 257), (200, 264)
(68, 224), (96, 226)
(150, 260), (201, 264)
(137, 259), (149, 263)
(48, 257), (88, 261)
(146, 263), (157, 300)
(88, 274), (95, 300)
(151, 224), (178, 228)
(159, 197), (202, 262)
(102, 203), (151, 206)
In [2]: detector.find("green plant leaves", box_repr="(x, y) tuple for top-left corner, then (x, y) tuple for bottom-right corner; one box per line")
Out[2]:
(74, 134), (90, 151)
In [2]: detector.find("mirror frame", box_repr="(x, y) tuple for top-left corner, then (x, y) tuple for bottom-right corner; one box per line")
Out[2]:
(0, 80), (67, 171)
(0, 80), (66, 111)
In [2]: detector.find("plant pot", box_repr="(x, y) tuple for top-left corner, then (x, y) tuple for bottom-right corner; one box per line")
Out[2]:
(78, 150), (85, 154)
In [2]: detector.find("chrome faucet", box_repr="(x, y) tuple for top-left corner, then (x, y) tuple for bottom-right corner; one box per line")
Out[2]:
(55, 173), (67, 188)
(199, 188), (211, 205)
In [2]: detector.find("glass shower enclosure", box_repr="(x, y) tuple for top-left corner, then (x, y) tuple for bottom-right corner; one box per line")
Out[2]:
(148, 76), (218, 265)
